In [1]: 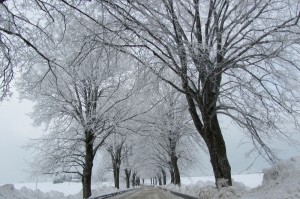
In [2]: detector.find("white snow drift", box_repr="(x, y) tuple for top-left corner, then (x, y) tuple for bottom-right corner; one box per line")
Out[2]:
(164, 156), (300, 199)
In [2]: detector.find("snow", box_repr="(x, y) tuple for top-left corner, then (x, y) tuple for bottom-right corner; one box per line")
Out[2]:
(232, 173), (264, 188)
(0, 184), (78, 199)
(163, 156), (300, 199)
(0, 181), (120, 199)
(180, 173), (263, 189)
(14, 182), (83, 196)
(1, 156), (300, 199)
(241, 156), (300, 199)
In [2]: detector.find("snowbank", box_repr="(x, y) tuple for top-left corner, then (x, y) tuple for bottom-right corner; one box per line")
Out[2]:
(14, 182), (83, 195)
(242, 156), (300, 199)
(162, 179), (248, 199)
(0, 184), (79, 199)
(162, 156), (300, 199)
(180, 173), (263, 189)
(0, 182), (119, 199)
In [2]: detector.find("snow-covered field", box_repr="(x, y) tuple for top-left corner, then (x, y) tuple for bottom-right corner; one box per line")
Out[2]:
(0, 156), (299, 199)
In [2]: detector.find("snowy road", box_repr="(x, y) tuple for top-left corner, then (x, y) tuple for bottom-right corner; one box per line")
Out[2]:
(113, 187), (182, 199)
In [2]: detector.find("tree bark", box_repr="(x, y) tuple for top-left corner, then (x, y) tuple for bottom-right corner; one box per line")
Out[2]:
(136, 176), (140, 186)
(184, 84), (232, 188)
(157, 174), (162, 185)
(114, 166), (120, 189)
(82, 132), (94, 199)
(169, 168), (174, 184)
(172, 156), (180, 186)
(125, 168), (131, 189)
(108, 141), (124, 190)
(132, 171), (136, 187)
(161, 168), (166, 185)
(205, 114), (232, 187)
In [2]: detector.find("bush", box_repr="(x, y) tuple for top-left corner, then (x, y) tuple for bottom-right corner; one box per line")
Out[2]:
(53, 178), (63, 184)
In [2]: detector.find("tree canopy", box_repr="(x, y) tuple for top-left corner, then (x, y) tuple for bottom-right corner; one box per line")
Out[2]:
(1, 0), (300, 196)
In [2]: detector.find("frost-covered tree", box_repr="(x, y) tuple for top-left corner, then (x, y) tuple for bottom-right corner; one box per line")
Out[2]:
(21, 33), (139, 198)
(145, 83), (198, 186)
(95, 0), (300, 187)
(121, 139), (135, 189)
(106, 134), (134, 189)
(2, 0), (300, 190)
(107, 140), (124, 189)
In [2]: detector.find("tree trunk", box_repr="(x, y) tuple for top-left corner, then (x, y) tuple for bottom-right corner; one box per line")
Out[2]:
(113, 166), (116, 188)
(205, 114), (232, 187)
(184, 89), (232, 188)
(161, 169), (166, 185)
(136, 176), (140, 186)
(169, 168), (174, 184)
(114, 166), (120, 189)
(125, 168), (131, 189)
(132, 172), (136, 187)
(157, 174), (162, 185)
(82, 134), (94, 199)
(172, 156), (181, 186)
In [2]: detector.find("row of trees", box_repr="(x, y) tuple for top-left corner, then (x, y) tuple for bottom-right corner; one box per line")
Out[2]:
(96, 83), (200, 190)
(1, 0), (300, 198)
(19, 25), (195, 196)
(142, 83), (199, 186)
(21, 38), (146, 197)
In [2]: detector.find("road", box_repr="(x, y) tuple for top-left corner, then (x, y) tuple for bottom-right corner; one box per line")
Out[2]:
(113, 187), (182, 199)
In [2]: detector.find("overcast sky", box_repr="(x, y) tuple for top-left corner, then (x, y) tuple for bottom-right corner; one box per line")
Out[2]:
(0, 92), (299, 184)
(0, 93), (42, 184)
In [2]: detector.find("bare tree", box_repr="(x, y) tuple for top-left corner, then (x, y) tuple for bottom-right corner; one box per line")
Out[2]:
(122, 141), (136, 189)
(107, 141), (123, 189)
(161, 167), (167, 185)
(107, 135), (133, 189)
(156, 172), (162, 185)
(21, 32), (139, 198)
(144, 83), (198, 186)
(3, 0), (300, 190)
(95, 0), (300, 187)
(131, 170), (137, 187)
(124, 168), (131, 189)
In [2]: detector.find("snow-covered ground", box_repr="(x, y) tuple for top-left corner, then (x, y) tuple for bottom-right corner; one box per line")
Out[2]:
(0, 156), (299, 199)
(180, 172), (263, 189)
(164, 156), (300, 199)
(0, 181), (121, 199)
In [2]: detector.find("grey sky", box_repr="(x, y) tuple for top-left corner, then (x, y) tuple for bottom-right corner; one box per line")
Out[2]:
(0, 93), (299, 184)
(0, 94), (41, 184)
